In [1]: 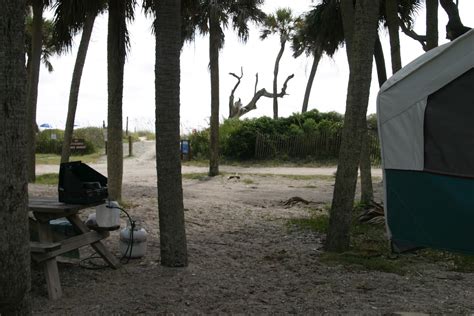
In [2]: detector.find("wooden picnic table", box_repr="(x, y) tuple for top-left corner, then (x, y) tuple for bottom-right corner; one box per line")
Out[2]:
(29, 197), (120, 300)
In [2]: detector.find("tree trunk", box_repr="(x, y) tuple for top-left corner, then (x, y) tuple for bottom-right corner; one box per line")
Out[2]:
(208, 6), (220, 177)
(61, 14), (96, 163)
(385, 0), (402, 73)
(426, 0), (439, 50)
(326, 0), (380, 252)
(359, 126), (373, 205)
(373, 34), (387, 87)
(301, 48), (322, 113)
(155, 0), (188, 267)
(0, 0), (32, 314)
(272, 40), (286, 119)
(107, 0), (126, 201)
(358, 32), (387, 205)
(340, 0), (355, 59)
(26, 0), (43, 182)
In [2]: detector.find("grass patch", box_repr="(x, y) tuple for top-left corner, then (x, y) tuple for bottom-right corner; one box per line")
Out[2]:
(36, 152), (103, 165)
(287, 205), (474, 275)
(242, 178), (254, 185)
(35, 173), (59, 185)
(287, 213), (329, 234)
(182, 173), (210, 180)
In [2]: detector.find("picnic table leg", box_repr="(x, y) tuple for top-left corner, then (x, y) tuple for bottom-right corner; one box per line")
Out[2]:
(67, 214), (121, 269)
(37, 221), (63, 300)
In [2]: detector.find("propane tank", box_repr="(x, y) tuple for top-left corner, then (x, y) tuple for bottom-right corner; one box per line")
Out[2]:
(119, 223), (147, 258)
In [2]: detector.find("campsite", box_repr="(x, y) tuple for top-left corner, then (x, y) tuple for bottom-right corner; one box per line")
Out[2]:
(29, 140), (474, 314)
(2, 0), (474, 314)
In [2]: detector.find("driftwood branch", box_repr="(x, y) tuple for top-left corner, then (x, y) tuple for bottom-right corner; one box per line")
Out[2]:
(439, 0), (471, 40)
(399, 18), (428, 51)
(254, 73), (258, 95)
(229, 67), (243, 118)
(229, 74), (295, 119)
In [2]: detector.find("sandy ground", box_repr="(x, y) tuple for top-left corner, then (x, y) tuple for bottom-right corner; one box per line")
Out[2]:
(30, 141), (474, 314)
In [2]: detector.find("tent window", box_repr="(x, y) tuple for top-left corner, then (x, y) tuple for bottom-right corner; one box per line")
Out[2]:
(424, 68), (474, 177)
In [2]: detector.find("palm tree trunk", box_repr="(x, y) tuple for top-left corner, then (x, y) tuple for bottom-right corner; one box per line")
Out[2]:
(61, 14), (96, 163)
(0, 0), (32, 314)
(385, 0), (402, 73)
(359, 126), (373, 205)
(107, 0), (126, 201)
(373, 34), (387, 86)
(155, 0), (188, 267)
(301, 47), (322, 113)
(208, 5), (220, 177)
(426, 0), (439, 50)
(358, 33), (386, 205)
(272, 40), (286, 119)
(326, 0), (380, 252)
(26, 0), (43, 182)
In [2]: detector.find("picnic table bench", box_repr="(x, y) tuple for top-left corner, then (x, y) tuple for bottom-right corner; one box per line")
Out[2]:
(29, 197), (120, 300)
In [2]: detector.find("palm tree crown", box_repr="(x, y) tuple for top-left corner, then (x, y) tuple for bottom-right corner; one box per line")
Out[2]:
(260, 8), (296, 43)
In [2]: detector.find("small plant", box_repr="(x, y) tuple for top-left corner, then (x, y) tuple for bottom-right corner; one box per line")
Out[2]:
(36, 173), (59, 185)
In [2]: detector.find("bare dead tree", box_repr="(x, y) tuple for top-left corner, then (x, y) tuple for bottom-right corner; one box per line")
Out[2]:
(228, 70), (294, 119)
(228, 67), (243, 118)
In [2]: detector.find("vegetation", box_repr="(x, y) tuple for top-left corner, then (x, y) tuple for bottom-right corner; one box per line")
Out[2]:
(187, 110), (382, 162)
(36, 127), (105, 155)
(35, 172), (59, 185)
(289, 206), (474, 275)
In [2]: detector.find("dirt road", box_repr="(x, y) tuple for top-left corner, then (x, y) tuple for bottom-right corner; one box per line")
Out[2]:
(36, 140), (382, 184)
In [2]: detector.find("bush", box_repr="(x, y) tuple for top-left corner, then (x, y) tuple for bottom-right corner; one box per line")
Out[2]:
(36, 129), (64, 154)
(36, 127), (104, 155)
(188, 128), (210, 159)
(184, 110), (379, 162)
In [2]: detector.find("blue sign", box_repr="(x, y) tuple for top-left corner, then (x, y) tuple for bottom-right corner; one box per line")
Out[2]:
(181, 140), (189, 154)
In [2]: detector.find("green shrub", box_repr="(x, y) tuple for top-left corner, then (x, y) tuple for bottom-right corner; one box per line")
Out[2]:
(36, 129), (64, 154)
(189, 128), (210, 159)
(36, 127), (104, 155)
(184, 110), (379, 162)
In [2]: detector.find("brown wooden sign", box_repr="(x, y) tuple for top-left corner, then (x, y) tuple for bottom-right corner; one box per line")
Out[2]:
(70, 138), (86, 150)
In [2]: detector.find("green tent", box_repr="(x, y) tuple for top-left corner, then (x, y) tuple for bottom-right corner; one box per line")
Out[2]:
(377, 30), (474, 254)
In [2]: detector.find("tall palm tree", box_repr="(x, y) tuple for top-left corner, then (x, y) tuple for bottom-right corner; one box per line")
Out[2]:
(25, 16), (57, 73)
(107, 0), (136, 201)
(260, 8), (296, 119)
(326, 0), (381, 252)
(292, 0), (344, 113)
(183, 0), (265, 176)
(26, 0), (53, 182)
(53, 0), (107, 163)
(0, 0), (31, 314)
(152, 0), (188, 267)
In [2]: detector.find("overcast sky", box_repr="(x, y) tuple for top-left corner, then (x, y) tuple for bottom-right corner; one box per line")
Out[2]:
(37, 1), (474, 133)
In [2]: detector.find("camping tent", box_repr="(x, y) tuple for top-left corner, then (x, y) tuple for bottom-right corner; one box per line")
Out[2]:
(377, 29), (474, 254)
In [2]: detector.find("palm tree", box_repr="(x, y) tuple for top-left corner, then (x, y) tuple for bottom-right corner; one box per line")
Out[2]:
(25, 0), (53, 182)
(152, 0), (188, 267)
(326, 0), (381, 252)
(25, 16), (57, 73)
(260, 8), (296, 119)
(107, 0), (136, 201)
(292, 0), (344, 113)
(183, 0), (265, 176)
(53, 0), (107, 163)
(0, 0), (31, 314)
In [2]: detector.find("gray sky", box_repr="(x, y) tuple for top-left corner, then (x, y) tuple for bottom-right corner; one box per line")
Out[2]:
(37, 1), (474, 133)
